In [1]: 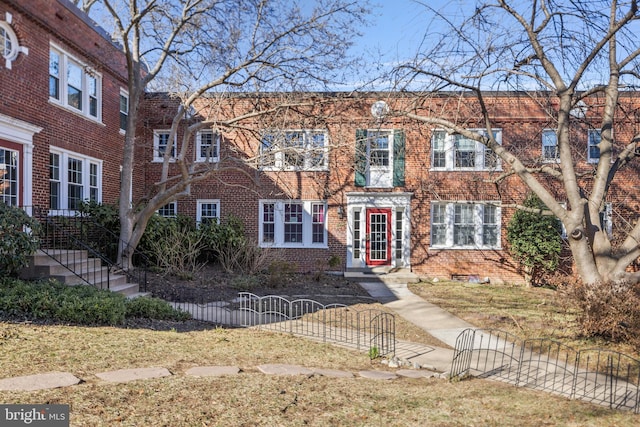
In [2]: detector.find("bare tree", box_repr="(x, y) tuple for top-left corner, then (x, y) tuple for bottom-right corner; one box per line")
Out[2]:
(87, 0), (369, 268)
(393, 1), (640, 286)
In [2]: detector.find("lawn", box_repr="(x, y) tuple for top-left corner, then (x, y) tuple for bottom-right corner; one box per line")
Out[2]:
(1, 318), (640, 426)
(408, 280), (640, 359)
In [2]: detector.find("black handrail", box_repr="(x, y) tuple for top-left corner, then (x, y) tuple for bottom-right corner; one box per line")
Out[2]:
(31, 206), (149, 291)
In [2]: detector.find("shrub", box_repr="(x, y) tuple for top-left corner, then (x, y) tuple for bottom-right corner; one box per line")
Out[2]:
(201, 216), (271, 274)
(566, 280), (640, 347)
(0, 203), (40, 277)
(230, 274), (262, 290)
(507, 193), (562, 286)
(0, 278), (191, 325)
(126, 296), (191, 321)
(141, 214), (204, 277)
(266, 259), (297, 287)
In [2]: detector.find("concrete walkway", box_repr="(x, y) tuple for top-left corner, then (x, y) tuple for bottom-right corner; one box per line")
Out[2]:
(359, 280), (473, 372)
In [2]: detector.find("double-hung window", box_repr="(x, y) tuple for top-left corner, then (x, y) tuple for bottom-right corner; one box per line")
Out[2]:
(154, 130), (176, 161)
(430, 129), (502, 171)
(542, 129), (559, 161)
(119, 90), (129, 133)
(430, 202), (501, 249)
(196, 199), (220, 225)
(259, 200), (327, 247)
(49, 44), (101, 121)
(49, 148), (101, 211)
(196, 130), (220, 162)
(260, 130), (328, 171)
(588, 129), (601, 163)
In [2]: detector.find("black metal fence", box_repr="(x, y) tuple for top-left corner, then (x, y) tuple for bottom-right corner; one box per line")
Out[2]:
(451, 328), (640, 413)
(159, 286), (395, 357)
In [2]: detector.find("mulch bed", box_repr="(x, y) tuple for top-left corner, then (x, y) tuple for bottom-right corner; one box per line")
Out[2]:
(140, 264), (375, 307)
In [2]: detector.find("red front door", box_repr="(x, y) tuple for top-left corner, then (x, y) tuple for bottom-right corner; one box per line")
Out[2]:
(366, 208), (392, 266)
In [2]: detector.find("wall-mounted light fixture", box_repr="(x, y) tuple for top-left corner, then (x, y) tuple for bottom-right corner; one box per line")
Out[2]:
(337, 205), (345, 220)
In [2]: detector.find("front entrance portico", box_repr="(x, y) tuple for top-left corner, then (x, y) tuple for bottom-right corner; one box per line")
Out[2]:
(345, 192), (412, 269)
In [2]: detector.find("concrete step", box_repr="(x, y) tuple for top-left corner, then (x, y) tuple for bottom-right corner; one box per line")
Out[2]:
(19, 249), (140, 296)
(345, 267), (420, 284)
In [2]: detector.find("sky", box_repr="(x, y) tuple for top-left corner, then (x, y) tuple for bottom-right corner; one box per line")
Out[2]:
(340, 0), (464, 89)
(357, 1), (471, 58)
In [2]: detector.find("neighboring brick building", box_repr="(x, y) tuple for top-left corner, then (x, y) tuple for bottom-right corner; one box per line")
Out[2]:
(0, 0), (128, 210)
(3, 0), (639, 284)
(137, 92), (640, 284)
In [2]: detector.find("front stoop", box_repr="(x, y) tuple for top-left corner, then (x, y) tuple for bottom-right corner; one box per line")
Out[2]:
(20, 250), (140, 297)
(344, 267), (420, 284)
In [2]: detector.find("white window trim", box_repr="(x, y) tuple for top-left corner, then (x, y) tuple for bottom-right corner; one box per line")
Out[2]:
(587, 129), (601, 164)
(49, 43), (102, 122)
(430, 129), (502, 171)
(430, 201), (502, 250)
(1, 13), (27, 69)
(195, 130), (220, 163)
(157, 201), (177, 218)
(258, 200), (328, 248)
(49, 147), (102, 213)
(153, 129), (177, 162)
(119, 88), (129, 135)
(541, 129), (560, 163)
(196, 199), (221, 224)
(0, 147), (19, 206)
(260, 130), (329, 171)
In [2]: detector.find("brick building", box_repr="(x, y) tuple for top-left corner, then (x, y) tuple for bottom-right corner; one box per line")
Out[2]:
(3, 0), (639, 284)
(138, 92), (640, 283)
(0, 0), (128, 211)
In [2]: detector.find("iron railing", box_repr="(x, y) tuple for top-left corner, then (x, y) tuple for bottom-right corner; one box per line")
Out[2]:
(33, 208), (115, 289)
(451, 328), (640, 413)
(155, 285), (395, 357)
(31, 206), (148, 291)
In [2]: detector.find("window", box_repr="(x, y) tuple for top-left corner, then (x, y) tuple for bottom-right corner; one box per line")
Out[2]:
(0, 13), (26, 69)
(157, 202), (177, 218)
(355, 129), (405, 188)
(588, 129), (601, 163)
(600, 202), (613, 238)
(431, 130), (447, 168)
(259, 200), (327, 247)
(395, 210), (403, 260)
(430, 202), (501, 249)
(67, 157), (83, 210)
(353, 209), (361, 259)
(119, 90), (129, 132)
(260, 130), (328, 170)
(196, 200), (220, 225)
(368, 131), (390, 167)
(49, 148), (101, 211)
(49, 45), (101, 121)
(312, 203), (325, 244)
(284, 203), (303, 243)
(542, 129), (559, 161)
(154, 130), (175, 161)
(430, 129), (502, 171)
(0, 148), (18, 206)
(196, 130), (220, 162)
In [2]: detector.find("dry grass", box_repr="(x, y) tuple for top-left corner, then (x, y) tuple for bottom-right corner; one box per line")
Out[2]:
(408, 280), (640, 358)
(1, 322), (639, 426)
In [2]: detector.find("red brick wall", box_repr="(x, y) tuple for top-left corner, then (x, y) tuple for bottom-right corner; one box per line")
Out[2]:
(0, 0), (128, 207)
(137, 90), (640, 282)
